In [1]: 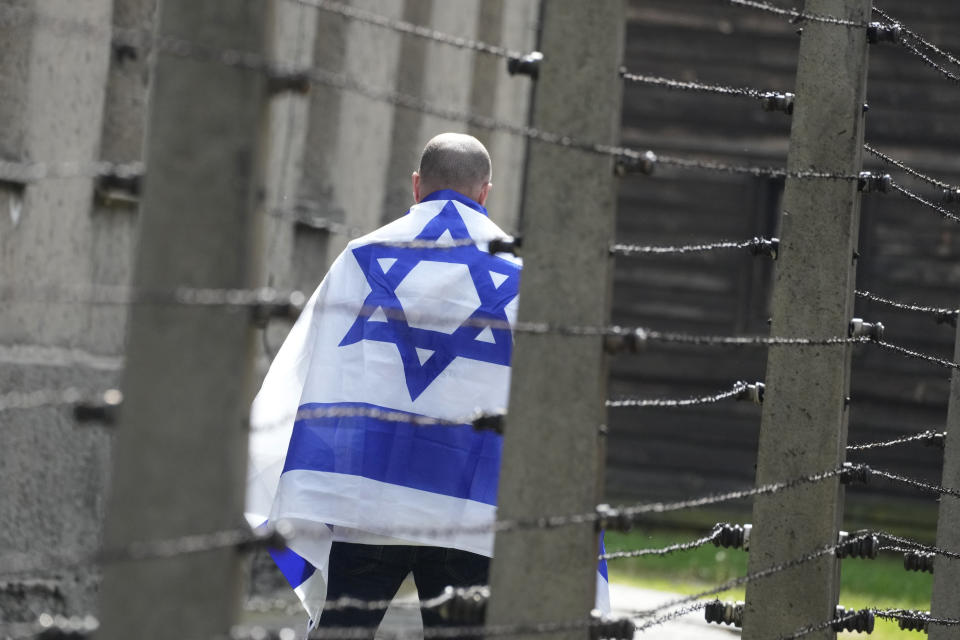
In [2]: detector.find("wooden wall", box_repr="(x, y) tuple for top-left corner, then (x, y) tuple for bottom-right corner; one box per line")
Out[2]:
(607, 0), (960, 531)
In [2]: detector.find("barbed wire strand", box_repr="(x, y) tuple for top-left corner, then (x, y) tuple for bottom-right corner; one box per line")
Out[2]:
(0, 466), (850, 582)
(869, 466), (960, 499)
(846, 429), (945, 452)
(291, 0), (524, 59)
(611, 238), (761, 256)
(876, 532), (960, 561)
(601, 527), (723, 560)
(873, 7), (960, 69)
(874, 339), (960, 370)
(620, 71), (775, 99)
(628, 532), (874, 619)
(863, 143), (960, 193)
(880, 19), (960, 83)
(0, 19), (866, 186)
(607, 381), (748, 408)
(856, 289), (959, 320)
(890, 180), (960, 224)
(778, 610), (863, 640)
(725, 0), (869, 28)
(874, 609), (960, 628)
(633, 601), (710, 632)
(0, 343), (123, 371)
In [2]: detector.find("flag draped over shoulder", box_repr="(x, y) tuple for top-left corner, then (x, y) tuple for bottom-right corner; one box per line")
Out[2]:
(245, 189), (609, 623)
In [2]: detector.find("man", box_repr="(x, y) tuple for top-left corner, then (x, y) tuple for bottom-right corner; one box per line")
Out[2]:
(246, 133), (521, 635)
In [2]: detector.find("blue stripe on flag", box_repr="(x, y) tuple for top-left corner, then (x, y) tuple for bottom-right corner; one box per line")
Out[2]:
(269, 545), (317, 589)
(598, 532), (609, 581)
(283, 402), (503, 505)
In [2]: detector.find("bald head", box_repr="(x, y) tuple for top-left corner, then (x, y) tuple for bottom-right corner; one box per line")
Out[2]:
(413, 133), (492, 205)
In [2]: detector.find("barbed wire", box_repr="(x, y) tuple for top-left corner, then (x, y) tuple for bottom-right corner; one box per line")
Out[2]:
(724, 0), (870, 28)
(0, 465), (850, 583)
(873, 7), (960, 69)
(874, 339), (960, 370)
(855, 289), (959, 321)
(628, 532), (874, 620)
(610, 237), (776, 256)
(876, 532), (960, 561)
(872, 13), (960, 85)
(890, 180), (960, 224)
(869, 466), (960, 499)
(1, 16), (867, 186)
(846, 429), (945, 452)
(0, 343), (123, 371)
(606, 381), (748, 408)
(633, 601), (710, 633)
(778, 609), (865, 640)
(601, 527), (723, 560)
(0, 157), (143, 185)
(0, 387), (86, 412)
(290, 0), (525, 60)
(863, 143), (960, 194)
(620, 71), (774, 99)
(873, 609), (960, 629)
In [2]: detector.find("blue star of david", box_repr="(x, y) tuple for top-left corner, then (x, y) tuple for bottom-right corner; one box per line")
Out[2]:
(339, 197), (521, 401)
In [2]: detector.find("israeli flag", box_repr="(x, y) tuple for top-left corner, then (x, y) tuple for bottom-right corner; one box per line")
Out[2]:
(245, 190), (609, 622)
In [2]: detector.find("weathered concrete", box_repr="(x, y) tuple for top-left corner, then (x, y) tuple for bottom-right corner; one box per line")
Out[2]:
(486, 3), (626, 639)
(742, 1), (872, 638)
(930, 327), (960, 639)
(0, 0), (114, 620)
(96, 1), (271, 638)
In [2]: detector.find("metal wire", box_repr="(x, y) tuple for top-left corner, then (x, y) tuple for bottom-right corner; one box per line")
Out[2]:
(654, 154), (856, 181)
(855, 289), (959, 321)
(0, 387), (85, 411)
(846, 429), (945, 452)
(895, 35), (960, 84)
(873, 609), (960, 628)
(0, 157), (143, 184)
(601, 527), (723, 560)
(869, 466), (960, 499)
(2, 17), (864, 185)
(725, 0), (870, 28)
(863, 143), (960, 194)
(291, 0), (524, 59)
(873, 7), (960, 69)
(629, 532), (874, 619)
(870, 6), (960, 86)
(0, 343), (123, 371)
(611, 238), (763, 256)
(606, 381), (748, 408)
(891, 180), (960, 224)
(0, 466), (848, 581)
(620, 71), (772, 99)
(778, 611), (861, 640)
(874, 339), (960, 371)
(633, 601), (710, 632)
(876, 532), (960, 561)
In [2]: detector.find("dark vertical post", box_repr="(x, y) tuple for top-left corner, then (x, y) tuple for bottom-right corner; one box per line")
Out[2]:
(97, 2), (270, 638)
(930, 327), (960, 640)
(742, 1), (872, 638)
(485, 3), (625, 638)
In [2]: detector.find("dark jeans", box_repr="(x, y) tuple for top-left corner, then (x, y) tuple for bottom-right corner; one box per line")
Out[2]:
(313, 542), (489, 639)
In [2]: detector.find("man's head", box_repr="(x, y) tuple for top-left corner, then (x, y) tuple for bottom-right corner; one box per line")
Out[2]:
(412, 133), (492, 205)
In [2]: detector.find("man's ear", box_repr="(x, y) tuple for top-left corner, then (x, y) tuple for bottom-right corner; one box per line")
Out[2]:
(478, 182), (492, 206)
(412, 171), (422, 203)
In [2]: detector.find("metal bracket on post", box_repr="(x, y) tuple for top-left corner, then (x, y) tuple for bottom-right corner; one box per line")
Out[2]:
(506, 51), (543, 79)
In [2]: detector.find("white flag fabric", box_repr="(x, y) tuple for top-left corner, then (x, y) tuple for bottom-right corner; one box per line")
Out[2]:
(245, 190), (609, 623)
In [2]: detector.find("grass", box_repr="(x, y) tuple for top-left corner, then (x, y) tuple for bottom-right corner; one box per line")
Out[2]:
(606, 528), (932, 640)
